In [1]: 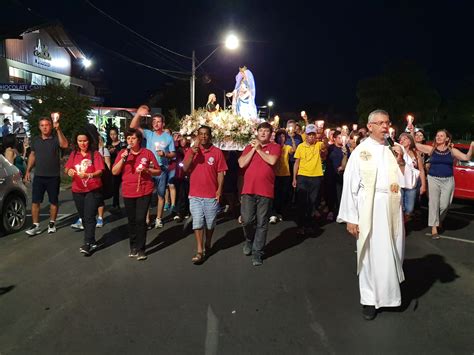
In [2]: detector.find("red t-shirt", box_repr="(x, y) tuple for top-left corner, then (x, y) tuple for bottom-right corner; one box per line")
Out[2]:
(241, 142), (281, 198)
(113, 148), (159, 198)
(65, 151), (105, 193)
(185, 145), (228, 198)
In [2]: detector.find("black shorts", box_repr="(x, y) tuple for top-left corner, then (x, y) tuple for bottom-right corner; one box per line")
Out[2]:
(32, 176), (60, 204)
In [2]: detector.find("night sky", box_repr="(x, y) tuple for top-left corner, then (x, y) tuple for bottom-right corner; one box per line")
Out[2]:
(6, 0), (474, 116)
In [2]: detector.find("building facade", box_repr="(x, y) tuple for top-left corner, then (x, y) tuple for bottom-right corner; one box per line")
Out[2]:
(0, 23), (96, 133)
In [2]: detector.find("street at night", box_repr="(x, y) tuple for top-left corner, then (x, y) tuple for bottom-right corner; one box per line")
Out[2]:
(0, 190), (473, 354)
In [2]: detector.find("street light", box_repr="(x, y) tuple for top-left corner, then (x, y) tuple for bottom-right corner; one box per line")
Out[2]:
(267, 100), (274, 120)
(190, 33), (239, 113)
(82, 58), (92, 68)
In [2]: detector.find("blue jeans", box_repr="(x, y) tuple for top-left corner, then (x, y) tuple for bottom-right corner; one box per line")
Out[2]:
(153, 167), (169, 198)
(402, 187), (417, 215)
(240, 194), (272, 259)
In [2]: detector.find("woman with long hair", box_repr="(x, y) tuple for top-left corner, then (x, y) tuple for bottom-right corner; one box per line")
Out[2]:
(398, 132), (426, 222)
(65, 129), (104, 256)
(112, 128), (160, 260)
(107, 127), (126, 212)
(414, 129), (474, 238)
(206, 93), (219, 113)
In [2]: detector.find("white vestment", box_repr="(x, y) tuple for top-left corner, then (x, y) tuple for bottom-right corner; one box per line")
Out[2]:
(337, 137), (409, 309)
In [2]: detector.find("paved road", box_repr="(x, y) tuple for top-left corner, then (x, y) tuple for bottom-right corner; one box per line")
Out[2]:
(1, 191), (473, 354)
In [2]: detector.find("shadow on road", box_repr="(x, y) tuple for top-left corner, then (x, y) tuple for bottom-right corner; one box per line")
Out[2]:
(96, 224), (129, 250)
(264, 226), (323, 260)
(211, 227), (244, 254)
(0, 285), (15, 296)
(384, 254), (458, 313)
(146, 225), (190, 256)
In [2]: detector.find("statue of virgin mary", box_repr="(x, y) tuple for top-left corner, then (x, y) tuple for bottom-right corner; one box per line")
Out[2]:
(229, 66), (258, 120)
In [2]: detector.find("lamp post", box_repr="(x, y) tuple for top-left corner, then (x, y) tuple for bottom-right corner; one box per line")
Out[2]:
(267, 100), (274, 120)
(190, 34), (239, 113)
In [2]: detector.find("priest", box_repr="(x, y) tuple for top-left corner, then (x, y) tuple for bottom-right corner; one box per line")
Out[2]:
(337, 109), (412, 320)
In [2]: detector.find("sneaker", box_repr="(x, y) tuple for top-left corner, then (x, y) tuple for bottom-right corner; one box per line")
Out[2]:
(155, 218), (163, 229)
(173, 215), (183, 222)
(71, 218), (84, 230)
(252, 256), (263, 266)
(137, 251), (147, 261)
(26, 224), (42, 236)
(243, 242), (252, 256)
(128, 249), (138, 258)
(80, 243), (98, 256)
(269, 216), (278, 224)
(47, 222), (56, 234)
(96, 217), (104, 228)
(164, 203), (170, 211)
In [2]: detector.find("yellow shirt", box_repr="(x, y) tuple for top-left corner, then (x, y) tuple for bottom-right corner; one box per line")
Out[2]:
(294, 142), (324, 177)
(274, 145), (292, 176)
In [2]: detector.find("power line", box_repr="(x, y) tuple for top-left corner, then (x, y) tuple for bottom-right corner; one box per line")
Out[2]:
(84, 0), (192, 60)
(79, 35), (189, 80)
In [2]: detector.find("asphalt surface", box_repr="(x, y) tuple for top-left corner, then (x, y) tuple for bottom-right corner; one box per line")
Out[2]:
(0, 189), (473, 354)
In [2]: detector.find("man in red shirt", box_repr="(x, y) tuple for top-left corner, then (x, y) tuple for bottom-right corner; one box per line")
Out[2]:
(238, 122), (281, 266)
(183, 126), (228, 264)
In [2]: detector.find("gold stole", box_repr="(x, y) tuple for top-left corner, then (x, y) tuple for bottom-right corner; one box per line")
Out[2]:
(357, 144), (404, 282)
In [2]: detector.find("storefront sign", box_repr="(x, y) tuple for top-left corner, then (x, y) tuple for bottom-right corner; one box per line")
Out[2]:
(33, 39), (52, 68)
(0, 83), (42, 92)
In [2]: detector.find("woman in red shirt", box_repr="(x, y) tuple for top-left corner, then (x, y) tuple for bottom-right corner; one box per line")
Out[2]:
(65, 130), (105, 256)
(112, 128), (160, 260)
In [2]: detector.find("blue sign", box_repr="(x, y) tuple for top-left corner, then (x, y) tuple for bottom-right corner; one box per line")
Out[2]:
(0, 83), (43, 92)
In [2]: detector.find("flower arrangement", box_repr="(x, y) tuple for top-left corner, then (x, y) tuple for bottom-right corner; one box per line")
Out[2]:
(180, 108), (260, 150)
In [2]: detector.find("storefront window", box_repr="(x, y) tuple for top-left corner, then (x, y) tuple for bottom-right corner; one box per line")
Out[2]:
(9, 66), (60, 86)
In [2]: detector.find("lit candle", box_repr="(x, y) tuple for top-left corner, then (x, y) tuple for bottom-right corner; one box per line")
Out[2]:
(300, 111), (306, 118)
(352, 124), (358, 131)
(407, 115), (414, 124)
(154, 142), (159, 151)
(52, 112), (60, 123)
(324, 128), (330, 139)
(316, 120), (324, 129)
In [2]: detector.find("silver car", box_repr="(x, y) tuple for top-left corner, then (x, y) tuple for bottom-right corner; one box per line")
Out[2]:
(0, 154), (27, 234)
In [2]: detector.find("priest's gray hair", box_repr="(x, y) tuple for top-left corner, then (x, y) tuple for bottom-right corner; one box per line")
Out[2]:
(368, 109), (389, 123)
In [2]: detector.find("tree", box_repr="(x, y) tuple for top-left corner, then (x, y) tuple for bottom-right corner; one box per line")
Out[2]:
(27, 83), (92, 139)
(356, 61), (441, 130)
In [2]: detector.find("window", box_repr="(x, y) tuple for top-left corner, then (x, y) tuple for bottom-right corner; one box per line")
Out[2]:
(9, 67), (60, 85)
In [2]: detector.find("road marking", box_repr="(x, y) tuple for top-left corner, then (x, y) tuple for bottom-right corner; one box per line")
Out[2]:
(205, 305), (219, 355)
(424, 233), (474, 244)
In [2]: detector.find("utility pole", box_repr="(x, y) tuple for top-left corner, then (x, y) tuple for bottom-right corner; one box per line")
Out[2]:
(190, 50), (196, 114)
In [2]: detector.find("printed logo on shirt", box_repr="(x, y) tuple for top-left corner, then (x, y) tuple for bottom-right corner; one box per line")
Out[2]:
(140, 157), (148, 166)
(207, 157), (215, 166)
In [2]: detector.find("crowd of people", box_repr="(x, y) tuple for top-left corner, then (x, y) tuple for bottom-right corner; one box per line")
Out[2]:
(3, 106), (473, 320)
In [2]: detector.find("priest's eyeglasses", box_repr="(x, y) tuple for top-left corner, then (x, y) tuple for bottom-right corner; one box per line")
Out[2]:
(371, 120), (392, 127)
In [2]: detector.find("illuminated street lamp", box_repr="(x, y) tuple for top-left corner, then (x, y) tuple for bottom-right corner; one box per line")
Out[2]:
(267, 100), (274, 119)
(83, 58), (92, 68)
(191, 33), (240, 112)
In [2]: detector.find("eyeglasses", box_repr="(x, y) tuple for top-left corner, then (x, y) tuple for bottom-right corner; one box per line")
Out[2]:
(370, 120), (392, 127)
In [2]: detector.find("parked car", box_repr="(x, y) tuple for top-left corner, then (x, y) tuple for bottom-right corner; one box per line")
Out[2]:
(0, 154), (27, 234)
(453, 143), (474, 201)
